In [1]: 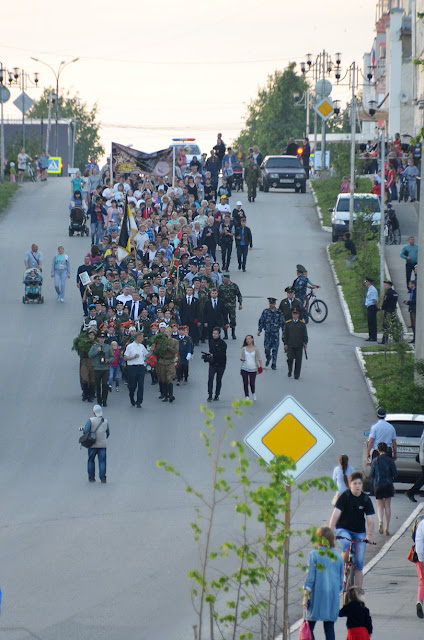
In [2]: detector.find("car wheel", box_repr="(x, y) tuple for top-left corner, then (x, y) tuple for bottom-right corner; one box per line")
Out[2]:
(300, 183), (306, 193)
(69, 229), (73, 236)
(22, 296), (26, 304)
(294, 187), (299, 193)
(259, 182), (263, 192)
(263, 181), (269, 193)
(332, 230), (338, 242)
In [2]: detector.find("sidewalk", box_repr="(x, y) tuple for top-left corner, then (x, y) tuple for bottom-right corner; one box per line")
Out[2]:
(290, 504), (424, 640)
(385, 200), (418, 329)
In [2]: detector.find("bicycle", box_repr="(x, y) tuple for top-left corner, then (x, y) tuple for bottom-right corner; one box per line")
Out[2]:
(27, 163), (37, 182)
(384, 216), (401, 246)
(305, 288), (328, 323)
(336, 535), (376, 592)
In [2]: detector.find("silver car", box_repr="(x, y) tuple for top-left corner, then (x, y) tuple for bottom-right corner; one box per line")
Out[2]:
(362, 413), (424, 488)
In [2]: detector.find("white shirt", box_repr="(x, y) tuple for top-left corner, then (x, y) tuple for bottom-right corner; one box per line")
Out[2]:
(365, 285), (378, 307)
(332, 464), (355, 493)
(216, 203), (231, 215)
(135, 231), (150, 250)
(125, 341), (148, 365)
(369, 418), (397, 446)
(117, 293), (133, 304)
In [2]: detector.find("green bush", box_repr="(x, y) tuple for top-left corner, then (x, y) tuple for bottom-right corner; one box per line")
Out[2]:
(0, 183), (19, 214)
(363, 353), (424, 413)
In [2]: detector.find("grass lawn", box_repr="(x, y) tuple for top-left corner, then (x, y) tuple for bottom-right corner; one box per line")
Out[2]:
(329, 241), (380, 333)
(311, 176), (372, 227)
(362, 350), (424, 413)
(0, 183), (19, 214)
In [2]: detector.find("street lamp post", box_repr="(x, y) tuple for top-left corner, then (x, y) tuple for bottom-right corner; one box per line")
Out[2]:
(14, 68), (39, 148)
(30, 57), (79, 157)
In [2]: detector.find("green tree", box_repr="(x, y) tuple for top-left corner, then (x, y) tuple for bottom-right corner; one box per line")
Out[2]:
(27, 88), (104, 171)
(234, 64), (310, 155)
(158, 401), (335, 640)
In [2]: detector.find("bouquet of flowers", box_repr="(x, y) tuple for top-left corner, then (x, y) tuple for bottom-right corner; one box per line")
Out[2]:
(146, 354), (157, 371)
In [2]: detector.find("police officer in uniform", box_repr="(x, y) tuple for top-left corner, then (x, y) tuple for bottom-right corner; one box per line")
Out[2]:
(279, 287), (303, 321)
(283, 308), (308, 379)
(380, 280), (399, 344)
(257, 297), (285, 370)
(219, 273), (243, 340)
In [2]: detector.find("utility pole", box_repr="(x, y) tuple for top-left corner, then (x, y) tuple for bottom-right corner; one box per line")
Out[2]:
(349, 62), (357, 231)
(379, 125), (386, 297)
(415, 150), (424, 380)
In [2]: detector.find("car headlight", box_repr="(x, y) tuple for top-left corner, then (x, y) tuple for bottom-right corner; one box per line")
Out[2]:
(333, 218), (346, 225)
(295, 173), (305, 179)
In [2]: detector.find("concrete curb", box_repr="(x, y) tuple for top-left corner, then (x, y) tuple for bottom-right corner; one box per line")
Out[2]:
(326, 244), (355, 335)
(354, 346), (378, 405)
(310, 182), (331, 233)
(288, 503), (424, 638)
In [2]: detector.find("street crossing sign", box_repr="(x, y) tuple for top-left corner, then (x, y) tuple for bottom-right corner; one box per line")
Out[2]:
(244, 395), (334, 478)
(47, 157), (62, 174)
(314, 97), (334, 121)
(13, 92), (34, 115)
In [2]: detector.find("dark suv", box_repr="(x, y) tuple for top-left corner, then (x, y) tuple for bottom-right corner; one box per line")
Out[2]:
(259, 155), (306, 193)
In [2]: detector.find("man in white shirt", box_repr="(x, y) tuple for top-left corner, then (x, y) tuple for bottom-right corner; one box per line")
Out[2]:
(124, 332), (148, 407)
(117, 285), (133, 305)
(364, 276), (378, 341)
(135, 223), (150, 252)
(216, 194), (231, 215)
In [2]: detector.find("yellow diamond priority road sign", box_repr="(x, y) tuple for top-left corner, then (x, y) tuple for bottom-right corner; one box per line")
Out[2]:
(244, 395), (334, 478)
(315, 98), (334, 121)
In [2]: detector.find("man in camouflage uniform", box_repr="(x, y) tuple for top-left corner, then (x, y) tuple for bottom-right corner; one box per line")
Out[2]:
(153, 324), (179, 403)
(219, 272), (243, 340)
(282, 308), (308, 379)
(244, 155), (260, 202)
(292, 264), (308, 306)
(257, 297), (285, 370)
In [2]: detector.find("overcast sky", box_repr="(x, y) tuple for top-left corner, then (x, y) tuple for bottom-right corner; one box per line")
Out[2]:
(2, 0), (376, 156)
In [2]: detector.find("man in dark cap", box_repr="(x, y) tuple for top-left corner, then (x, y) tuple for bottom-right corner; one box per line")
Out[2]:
(293, 264), (308, 307)
(279, 287), (303, 321)
(88, 332), (114, 406)
(364, 276), (378, 341)
(282, 308), (308, 379)
(380, 280), (399, 344)
(219, 273), (243, 340)
(257, 297), (285, 369)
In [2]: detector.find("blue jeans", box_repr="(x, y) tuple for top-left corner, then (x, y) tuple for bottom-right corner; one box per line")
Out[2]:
(91, 220), (104, 245)
(308, 621), (335, 640)
(54, 271), (68, 298)
(87, 447), (106, 480)
(109, 365), (120, 387)
(128, 364), (145, 404)
(236, 245), (249, 269)
(336, 528), (367, 570)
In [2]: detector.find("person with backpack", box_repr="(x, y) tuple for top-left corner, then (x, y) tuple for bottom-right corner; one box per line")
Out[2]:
(370, 442), (397, 535)
(80, 405), (110, 483)
(411, 514), (424, 618)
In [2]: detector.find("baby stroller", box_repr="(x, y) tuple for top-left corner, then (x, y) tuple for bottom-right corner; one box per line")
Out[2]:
(23, 268), (44, 304)
(232, 163), (244, 192)
(69, 206), (89, 236)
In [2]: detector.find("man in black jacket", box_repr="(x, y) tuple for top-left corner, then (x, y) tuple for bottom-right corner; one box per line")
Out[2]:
(203, 289), (226, 345)
(201, 216), (219, 261)
(380, 280), (399, 344)
(207, 327), (227, 402)
(179, 285), (200, 345)
(235, 218), (253, 272)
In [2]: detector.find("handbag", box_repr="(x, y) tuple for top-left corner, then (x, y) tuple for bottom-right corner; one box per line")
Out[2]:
(257, 366), (263, 374)
(407, 544), (419, 563)
(79, 418), (103, 449)
(299, 619), (313, 640)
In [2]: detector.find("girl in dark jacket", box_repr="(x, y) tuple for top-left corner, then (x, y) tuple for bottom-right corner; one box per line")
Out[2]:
(370, 442), (397, 535)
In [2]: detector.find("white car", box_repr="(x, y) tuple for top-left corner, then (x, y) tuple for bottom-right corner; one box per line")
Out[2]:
(170, 142), (202, 168)
(329, 193), (381, 242)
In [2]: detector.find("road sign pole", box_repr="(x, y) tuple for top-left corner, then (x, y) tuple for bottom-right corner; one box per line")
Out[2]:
(282, 485), (291, 640)
(1, 99), (4, 183)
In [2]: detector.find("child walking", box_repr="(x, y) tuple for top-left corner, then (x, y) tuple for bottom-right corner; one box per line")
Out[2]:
(108, 341), (121, 392)
(339, 587), (373, 640)
(9, 162), (16, 183)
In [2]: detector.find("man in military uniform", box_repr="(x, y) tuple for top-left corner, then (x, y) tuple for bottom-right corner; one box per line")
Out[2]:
(283, 308), (308, 379)
(153, 324), (179, 403)
(176, 325), (193, 385)
(137, 307), (152, 336)
(278, 287), (303, 321)
(219, 272), (243, 340)
(380, 280), (399, 344)
(292, 264), (308, 306)
(257, 297), (285, 370)
(244, 155), (260, 202)
(115, 300), (129, 329)
(82, 303), (100, 332)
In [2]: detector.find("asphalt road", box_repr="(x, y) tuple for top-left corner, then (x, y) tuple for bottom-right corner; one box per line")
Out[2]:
(0, 179), (418, 640)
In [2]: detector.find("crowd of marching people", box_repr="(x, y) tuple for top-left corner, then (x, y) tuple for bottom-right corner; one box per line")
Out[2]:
(68, 135), (314, 417)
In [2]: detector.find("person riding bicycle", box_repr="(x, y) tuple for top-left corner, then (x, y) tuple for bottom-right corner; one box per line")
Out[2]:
(329, 471), (375, 588)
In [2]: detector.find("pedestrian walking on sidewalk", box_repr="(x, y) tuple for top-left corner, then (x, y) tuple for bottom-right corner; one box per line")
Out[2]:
(339, 586), (373, 640)
(81, 404), (110, 484)
(332, 454), (355, 505)
(364, 276), (378, 342)
(370, 442), (397, 535)
(413, 515), (424, 618)
(51, 246), (71, 302)
(302, 526), (344, 640)
(400, 236), (418, 289)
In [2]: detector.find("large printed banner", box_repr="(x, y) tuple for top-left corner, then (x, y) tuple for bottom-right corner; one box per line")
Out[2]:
(111, 142), (173, 177)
